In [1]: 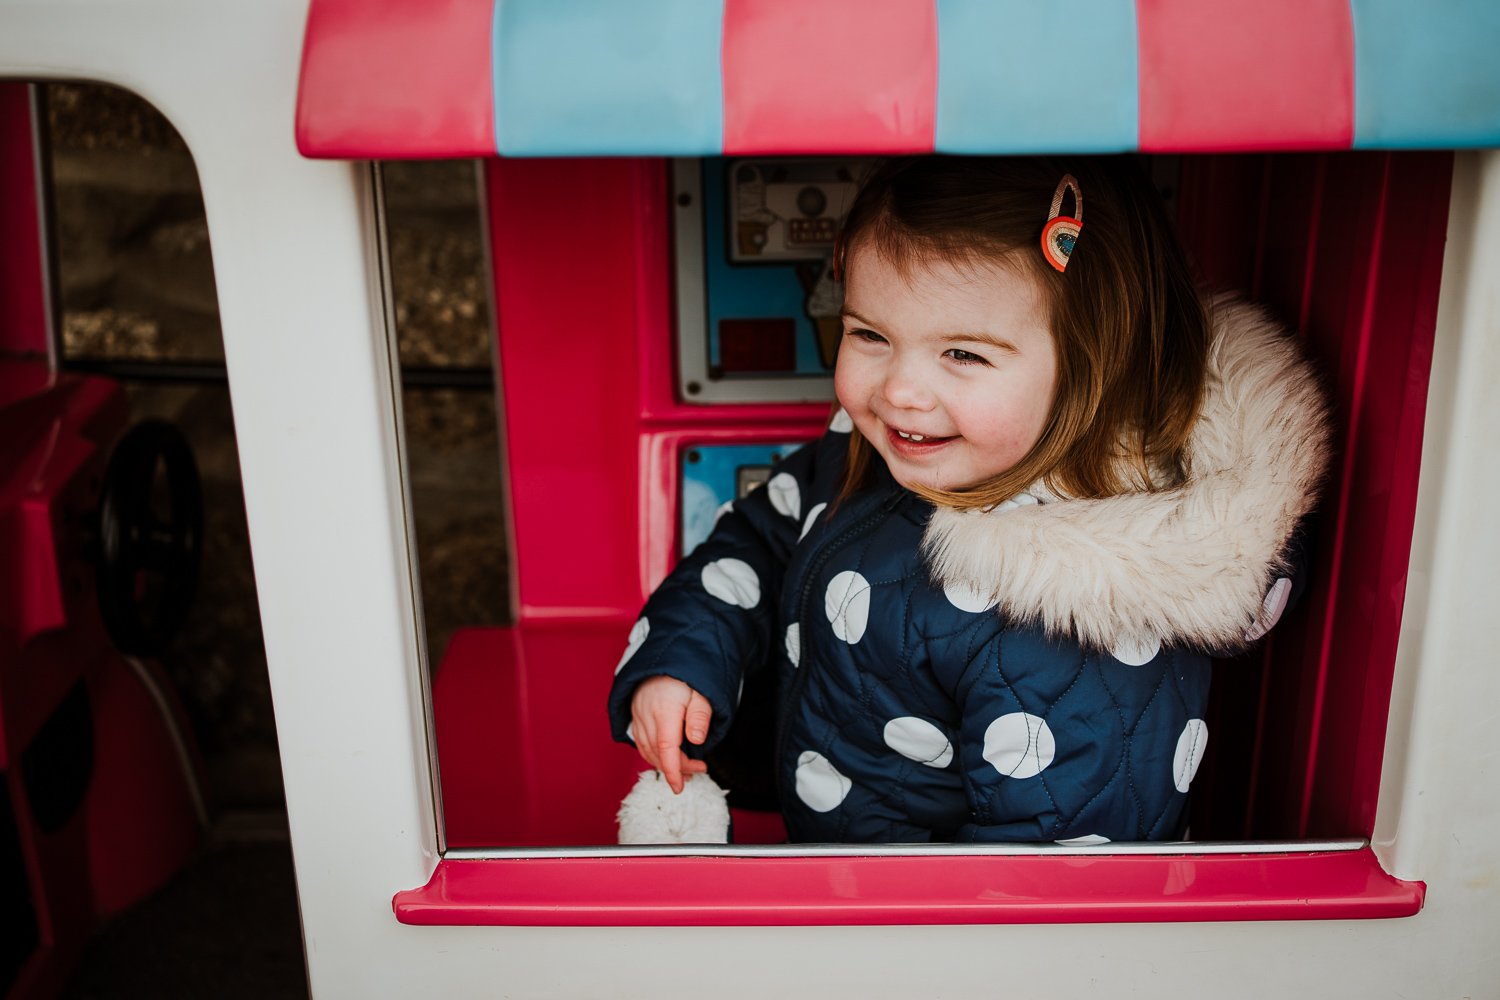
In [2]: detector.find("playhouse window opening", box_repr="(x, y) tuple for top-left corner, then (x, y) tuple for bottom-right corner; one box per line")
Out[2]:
(427, 151), (1445, 854)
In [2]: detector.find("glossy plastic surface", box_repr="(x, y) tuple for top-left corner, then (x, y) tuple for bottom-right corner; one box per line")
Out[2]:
(492, 0), (723, 157)
(295, 0), (1500, 158)
(721, 0), (937, 155)
(395, 847), (1422, 926)
(1136, 0), (1354, 152)
(295, 0), (495, 158)
(0, 86), (49, 360)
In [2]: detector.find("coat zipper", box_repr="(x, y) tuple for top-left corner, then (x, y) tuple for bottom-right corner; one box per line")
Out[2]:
(774, 489), (906, 804)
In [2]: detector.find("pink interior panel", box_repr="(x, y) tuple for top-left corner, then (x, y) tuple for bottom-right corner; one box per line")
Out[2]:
(486, 158), (655, 620)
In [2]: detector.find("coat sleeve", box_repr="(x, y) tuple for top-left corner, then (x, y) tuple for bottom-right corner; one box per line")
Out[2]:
(606, 435), (831, 757)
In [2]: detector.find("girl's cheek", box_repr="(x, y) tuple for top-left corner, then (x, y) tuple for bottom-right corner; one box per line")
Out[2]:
(832, 359), (858, 410)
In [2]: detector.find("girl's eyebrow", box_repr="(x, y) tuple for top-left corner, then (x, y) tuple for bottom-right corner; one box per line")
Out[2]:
(842, 308), (1022, 354)
(940, 331), (1021, 355)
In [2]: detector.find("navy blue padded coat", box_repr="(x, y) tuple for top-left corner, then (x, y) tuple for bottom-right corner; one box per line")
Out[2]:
(608, 301), (1330, 844)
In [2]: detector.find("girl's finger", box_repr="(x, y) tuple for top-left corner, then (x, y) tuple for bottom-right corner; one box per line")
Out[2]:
(652, 703), (688, 793)
(631, 712), (659, 770)
(683, 690), (713, 745)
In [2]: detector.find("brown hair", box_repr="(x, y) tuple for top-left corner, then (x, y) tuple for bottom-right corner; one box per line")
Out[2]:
(835, 156), (1209, 510)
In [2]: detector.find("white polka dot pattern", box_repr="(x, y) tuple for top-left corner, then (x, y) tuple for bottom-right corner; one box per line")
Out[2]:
(883, 717), (954, 768)
(1244, 577), (1293, 641)
(784, 622), (801, 667)
(825, 570), (872, 644)
(615, 617), (650, 675)
(800, 502), (827, 541)
(767, 472), (801, 520)
(794, 751), (852, 812)
(1173, 719), (1208, 793)
(1109, 634), (1161, 666)
(982, 712), (1056, 779)
(943, 579), (996, 614)
(701, 558), (761, 609)
(713, 500), (734, 527)
(829, 408), (854, 433)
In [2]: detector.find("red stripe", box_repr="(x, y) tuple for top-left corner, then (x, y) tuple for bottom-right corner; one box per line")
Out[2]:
(722, 0), (937, 155)
(1136, 0), (1354, 152)
(296, 0), (495, 158)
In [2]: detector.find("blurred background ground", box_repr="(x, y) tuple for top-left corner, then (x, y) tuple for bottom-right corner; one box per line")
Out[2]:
(43, 81), (510, 997)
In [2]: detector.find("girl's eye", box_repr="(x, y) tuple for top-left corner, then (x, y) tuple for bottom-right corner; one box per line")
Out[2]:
(847, 328), (885, 344)
(945, 348), (989, 366)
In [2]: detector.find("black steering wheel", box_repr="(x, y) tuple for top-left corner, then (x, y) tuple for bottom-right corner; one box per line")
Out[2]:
(95, 420), (203, 656)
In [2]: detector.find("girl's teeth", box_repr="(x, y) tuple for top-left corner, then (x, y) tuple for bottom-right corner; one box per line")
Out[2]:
(898, 431), (927, 442)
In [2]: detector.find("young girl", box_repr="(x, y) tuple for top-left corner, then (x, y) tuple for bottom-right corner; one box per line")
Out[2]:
(607, 156), (1330, 844)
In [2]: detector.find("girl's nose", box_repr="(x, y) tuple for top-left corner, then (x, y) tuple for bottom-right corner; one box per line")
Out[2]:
(880, 359), (935, 411)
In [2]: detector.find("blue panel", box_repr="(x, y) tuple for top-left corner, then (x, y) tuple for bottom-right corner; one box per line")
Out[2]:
(681, 442), (807, 557)
(1351, 0), (1500, 149)
(493, 0), (724, 156)
(935, 0), (1138, 154)
(702, 160), (838, 376)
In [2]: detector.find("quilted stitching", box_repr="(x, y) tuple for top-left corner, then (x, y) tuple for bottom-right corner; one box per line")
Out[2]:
(609, 430), (1214, 844)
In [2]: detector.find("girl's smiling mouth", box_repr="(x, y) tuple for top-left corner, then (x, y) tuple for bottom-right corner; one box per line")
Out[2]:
(887, 426), (957, 455)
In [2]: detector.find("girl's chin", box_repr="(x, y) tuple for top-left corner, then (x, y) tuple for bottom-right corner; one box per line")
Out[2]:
(889, 468), (962, 493)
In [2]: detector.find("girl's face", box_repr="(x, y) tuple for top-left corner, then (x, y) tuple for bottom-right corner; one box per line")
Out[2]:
(834, 246), (1058, 493)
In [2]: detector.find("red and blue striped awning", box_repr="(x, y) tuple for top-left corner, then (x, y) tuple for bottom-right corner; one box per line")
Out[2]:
(296, 0), (1500, 159)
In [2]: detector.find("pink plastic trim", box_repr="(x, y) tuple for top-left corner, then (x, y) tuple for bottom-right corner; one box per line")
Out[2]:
(394, 847), (1424, 926)
(721, 0), (938, 155)
(295, 0), (496, 158)
(1136, 0), (1355, 152)
(0, 84), (49, 359)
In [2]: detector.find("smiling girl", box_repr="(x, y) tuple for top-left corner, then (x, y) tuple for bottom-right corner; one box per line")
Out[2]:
(608, 156), (1330, 844)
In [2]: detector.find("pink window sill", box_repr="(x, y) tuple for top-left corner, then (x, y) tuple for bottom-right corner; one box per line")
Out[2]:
(393, 846), (1422, 927)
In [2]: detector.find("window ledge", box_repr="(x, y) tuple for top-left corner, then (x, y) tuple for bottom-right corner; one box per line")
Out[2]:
(393, 845), (1423, 926)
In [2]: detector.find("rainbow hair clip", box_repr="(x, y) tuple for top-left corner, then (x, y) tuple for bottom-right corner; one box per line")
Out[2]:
(1041, 174), (1083, 273)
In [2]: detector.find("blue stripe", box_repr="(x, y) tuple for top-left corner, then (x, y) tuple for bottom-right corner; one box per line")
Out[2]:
(935, 0), (1138, 154)
(1351, 0), (1500, 149)
(492, 0), (724, 156)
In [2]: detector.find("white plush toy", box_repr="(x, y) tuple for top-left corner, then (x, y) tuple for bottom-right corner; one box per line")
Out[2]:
(617, 770), (731, 844)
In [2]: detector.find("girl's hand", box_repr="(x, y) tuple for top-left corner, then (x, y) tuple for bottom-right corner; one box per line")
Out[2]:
(630, 676), (713, 794)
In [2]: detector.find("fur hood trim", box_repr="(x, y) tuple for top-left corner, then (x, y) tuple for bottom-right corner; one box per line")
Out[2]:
(922, 298), (1332, 654)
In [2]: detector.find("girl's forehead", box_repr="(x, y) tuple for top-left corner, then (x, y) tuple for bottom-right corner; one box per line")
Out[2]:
(843, 249), (1053, 353)
(844, 244), (1045, 315)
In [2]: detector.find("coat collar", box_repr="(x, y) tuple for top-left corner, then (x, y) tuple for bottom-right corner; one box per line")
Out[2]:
(920, 298), (1332, 654)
